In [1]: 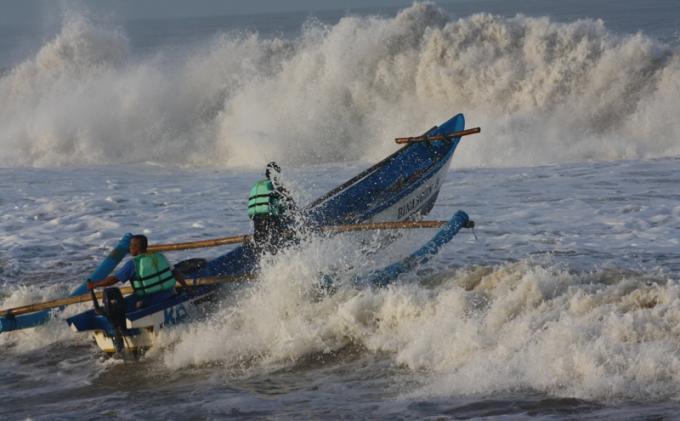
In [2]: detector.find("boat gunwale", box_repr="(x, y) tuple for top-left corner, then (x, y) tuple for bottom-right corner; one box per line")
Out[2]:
(356, 141), (457, 220)
(306, 127), (456, 211)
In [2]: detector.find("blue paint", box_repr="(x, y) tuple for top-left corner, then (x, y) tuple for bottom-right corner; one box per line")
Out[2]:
(307, 114), (465, 225)
(163, 304), (189, 325)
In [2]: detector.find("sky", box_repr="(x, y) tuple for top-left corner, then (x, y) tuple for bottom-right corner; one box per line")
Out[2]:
(0, 0), (416, 26)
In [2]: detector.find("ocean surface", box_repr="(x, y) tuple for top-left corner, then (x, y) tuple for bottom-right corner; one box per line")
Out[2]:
(1, 1), (679, 419)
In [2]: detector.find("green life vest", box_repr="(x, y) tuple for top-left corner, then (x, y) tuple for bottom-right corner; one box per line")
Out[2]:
(248, 179), (281, 218)
(131, 252), (176, 297)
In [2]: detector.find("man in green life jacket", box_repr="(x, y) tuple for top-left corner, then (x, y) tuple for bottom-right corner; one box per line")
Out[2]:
(248, 161), (298, 254)
(88, 234), (193, 308)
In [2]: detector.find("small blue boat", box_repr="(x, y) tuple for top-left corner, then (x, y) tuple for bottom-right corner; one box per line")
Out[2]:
(4, 113), (473, 353)
(188, 113), (468, 281)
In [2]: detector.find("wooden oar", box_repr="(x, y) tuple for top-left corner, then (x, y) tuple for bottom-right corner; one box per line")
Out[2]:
(148, 235), (251, 252)
(395, 127), (481, 144)
(148, 220), (447, 252)
(0, 274), (254, 318)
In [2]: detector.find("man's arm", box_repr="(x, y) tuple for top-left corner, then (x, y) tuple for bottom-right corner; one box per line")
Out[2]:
(172, 269), (194, 295)
(88, 275), (119, 290)
(87, 260), (133, 290)
(273, 183), (297, 212)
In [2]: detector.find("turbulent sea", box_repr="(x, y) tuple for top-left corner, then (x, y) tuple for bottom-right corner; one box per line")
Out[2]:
(1, 1), (679, 419)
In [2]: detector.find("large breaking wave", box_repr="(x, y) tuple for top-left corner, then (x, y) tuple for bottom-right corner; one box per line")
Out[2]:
(1, 3), (679, 167)
(157, 251), (680, 402)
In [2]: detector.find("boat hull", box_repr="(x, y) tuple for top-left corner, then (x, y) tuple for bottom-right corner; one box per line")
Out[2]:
(305, 113), (465, 225)
(68, 284), (220, 354)
(76, 210), (471, 354)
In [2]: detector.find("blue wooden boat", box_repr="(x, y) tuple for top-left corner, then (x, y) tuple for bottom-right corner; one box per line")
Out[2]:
(3, 113), (472, 353)
(188, 113), (468, 281)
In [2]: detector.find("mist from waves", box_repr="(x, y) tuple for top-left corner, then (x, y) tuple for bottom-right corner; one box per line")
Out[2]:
(1, 3), (679, 168)
(145, 231), (680, 403)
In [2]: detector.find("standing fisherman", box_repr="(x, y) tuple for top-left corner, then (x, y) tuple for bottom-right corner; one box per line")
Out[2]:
(248, 161), (298, 254)
(88, 234), (193, 308)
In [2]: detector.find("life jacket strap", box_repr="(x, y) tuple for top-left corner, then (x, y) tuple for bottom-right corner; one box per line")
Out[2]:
(133, 274), (175, 294)
(136, 266), (171, 281)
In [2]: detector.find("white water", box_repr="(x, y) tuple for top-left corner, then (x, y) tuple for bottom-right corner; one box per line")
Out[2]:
(1, 4), (679, 168)
(1, 158), (678, 409)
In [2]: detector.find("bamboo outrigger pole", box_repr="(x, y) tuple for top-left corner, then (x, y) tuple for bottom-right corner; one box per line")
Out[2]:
(148, 235), (251, 252)
(395, 127), (481, 144)
(148, 220), (448, 252)
(0, 274), (255, 318)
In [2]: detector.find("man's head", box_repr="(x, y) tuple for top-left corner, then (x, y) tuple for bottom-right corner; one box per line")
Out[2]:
(129, 234), (148, 256)
(265, 161), (281, 180)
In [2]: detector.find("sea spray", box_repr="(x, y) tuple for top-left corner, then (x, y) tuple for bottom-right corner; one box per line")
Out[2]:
(1, 4), (679, 167)
(378, 262), (680, 402)
(158, 231), (416, 370)
(0, 283), (93, 352)
(161, 256), (680, 402)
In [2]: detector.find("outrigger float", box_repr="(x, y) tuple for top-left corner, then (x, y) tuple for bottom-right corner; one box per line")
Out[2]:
(0, 114), (479, 354)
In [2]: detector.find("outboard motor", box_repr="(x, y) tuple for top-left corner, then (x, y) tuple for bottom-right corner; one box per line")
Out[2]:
(102, 287), (127, 353)
(102, 287), (126, 329)
(173, 258), (207, 275)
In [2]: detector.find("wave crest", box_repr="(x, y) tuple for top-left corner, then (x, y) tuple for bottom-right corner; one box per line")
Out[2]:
(1, 4), (679, 167)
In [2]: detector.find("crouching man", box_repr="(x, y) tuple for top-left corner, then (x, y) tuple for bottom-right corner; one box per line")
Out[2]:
(88, 234), (193, 309)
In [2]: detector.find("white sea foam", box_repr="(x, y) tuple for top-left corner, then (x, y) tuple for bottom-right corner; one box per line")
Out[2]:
(159, 231), (409, 369)
(401, 263), (680, 401)
(1, 4), (678, 168)
(161, 257), (680, 401)
(0, 283), (92, 353)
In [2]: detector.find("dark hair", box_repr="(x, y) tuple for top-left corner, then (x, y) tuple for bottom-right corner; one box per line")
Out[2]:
(265, 161), (281, 179)
(131, 234), (148, 250)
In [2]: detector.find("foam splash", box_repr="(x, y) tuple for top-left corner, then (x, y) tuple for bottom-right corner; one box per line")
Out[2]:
(401, 263), (680, 402)
(159, 255), (680, 402)
(158, 232), (410, 369)
(0, 283), (92, 352)
(1, 4), (679, 167)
